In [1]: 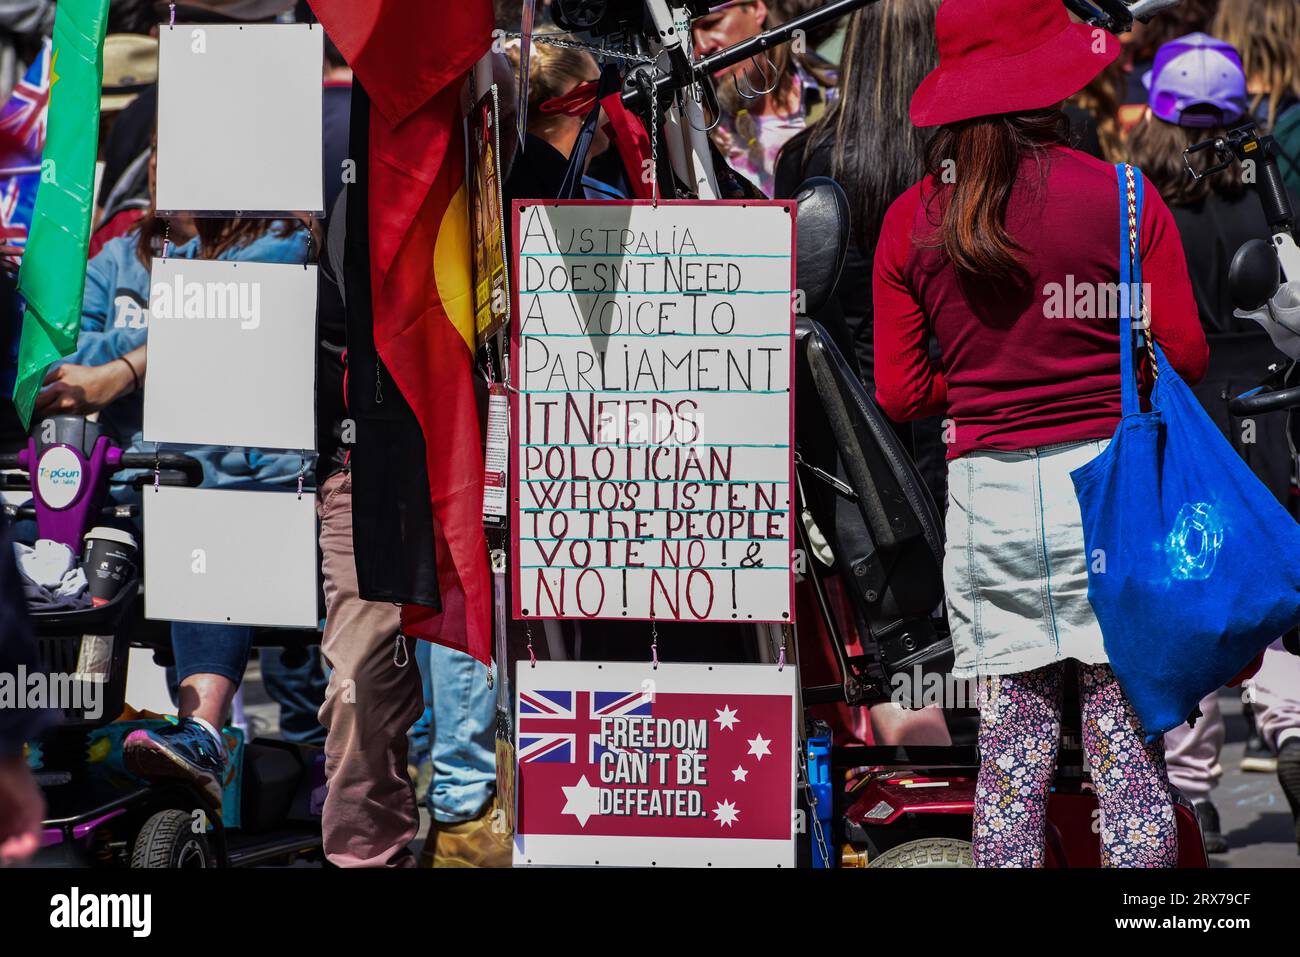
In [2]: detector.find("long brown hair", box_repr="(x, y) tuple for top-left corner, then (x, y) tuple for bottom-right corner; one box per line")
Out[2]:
(781, 0), (941, 258)
(922, 109), (1070, 282)
(136, 214), (301, 263)
(1126, 115), (1245, 207)
(1213, 0), (1300, 128)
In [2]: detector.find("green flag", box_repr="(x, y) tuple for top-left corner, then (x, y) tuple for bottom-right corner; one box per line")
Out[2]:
(12, 0), (111, 427)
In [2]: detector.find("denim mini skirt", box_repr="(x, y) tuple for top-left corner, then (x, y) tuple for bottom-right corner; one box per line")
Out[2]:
(944, 438), (1112, 679)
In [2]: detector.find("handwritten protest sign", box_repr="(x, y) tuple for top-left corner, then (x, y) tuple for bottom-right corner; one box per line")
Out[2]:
(511, 200), (796, 623)
(513, 661), (797, 867)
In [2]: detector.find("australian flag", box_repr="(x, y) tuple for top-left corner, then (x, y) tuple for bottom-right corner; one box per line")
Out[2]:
(0, 38), (53, 249)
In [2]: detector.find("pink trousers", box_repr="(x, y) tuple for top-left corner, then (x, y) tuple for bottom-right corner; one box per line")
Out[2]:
(316, 472), (425, 867)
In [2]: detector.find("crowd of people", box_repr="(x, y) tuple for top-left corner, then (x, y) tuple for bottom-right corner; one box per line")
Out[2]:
(511, 0), (1300, 864)
(0, 0), (1299, 869)
(0, 0), (511, 870)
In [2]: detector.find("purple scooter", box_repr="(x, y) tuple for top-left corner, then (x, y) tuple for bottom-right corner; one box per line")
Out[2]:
(2, 415), (325, 868)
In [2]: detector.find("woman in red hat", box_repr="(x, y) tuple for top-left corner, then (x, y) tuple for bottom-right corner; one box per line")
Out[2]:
(872, 0), (1210, 867)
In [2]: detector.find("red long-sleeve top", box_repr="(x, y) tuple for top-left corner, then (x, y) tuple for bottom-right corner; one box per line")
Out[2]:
(872, 146), (1209, 459)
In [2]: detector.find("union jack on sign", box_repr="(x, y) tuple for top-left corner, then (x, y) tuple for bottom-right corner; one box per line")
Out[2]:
(518, 689), (653, 764)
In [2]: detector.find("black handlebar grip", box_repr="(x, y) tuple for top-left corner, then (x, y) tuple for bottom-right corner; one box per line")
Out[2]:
(0, 452), (20, 469)
(1257, 147), (1296, 233)
(1229, 384), (1300, 416)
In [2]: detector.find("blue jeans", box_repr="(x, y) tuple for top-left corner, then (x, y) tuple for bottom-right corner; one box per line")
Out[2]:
(172, 621), (253, 684)
(260, 646), (328, 745)
(410, 640), (497, 823)
(170, 624), (325, 745)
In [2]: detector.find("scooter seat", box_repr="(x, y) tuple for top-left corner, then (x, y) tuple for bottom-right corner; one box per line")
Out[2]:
(795, 318), (953, 698)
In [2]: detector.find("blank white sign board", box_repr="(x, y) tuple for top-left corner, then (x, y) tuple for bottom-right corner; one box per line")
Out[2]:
(144, 486), (318, 628)
(156, 24), (324, 214)
(144, 257), (317, 451)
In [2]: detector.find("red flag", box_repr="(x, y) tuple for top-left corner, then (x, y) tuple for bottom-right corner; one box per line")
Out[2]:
(309, 0), (495, 664)
(307, 1), (488, 130)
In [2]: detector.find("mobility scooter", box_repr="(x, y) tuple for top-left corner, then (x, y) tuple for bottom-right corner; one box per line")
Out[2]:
(1, 415), (325, 867)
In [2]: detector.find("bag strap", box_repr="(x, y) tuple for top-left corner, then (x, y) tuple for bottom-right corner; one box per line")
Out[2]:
(1116, 163), (1160, 414)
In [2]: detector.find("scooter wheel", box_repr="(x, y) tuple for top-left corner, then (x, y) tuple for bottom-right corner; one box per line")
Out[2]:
(866, 837), (973, 868)
(130, 809), (214, 869)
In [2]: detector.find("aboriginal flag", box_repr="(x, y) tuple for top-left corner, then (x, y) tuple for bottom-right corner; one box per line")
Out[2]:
(309, 0), (494, 664)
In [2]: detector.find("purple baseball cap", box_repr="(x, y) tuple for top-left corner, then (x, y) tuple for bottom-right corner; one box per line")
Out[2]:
(1143, 33), (1249, 128)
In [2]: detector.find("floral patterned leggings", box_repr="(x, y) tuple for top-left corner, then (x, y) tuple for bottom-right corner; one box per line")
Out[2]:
(972, 662), (1179, 868)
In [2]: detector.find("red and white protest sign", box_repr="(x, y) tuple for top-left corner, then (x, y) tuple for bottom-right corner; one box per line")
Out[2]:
(513, 661), (798, 867)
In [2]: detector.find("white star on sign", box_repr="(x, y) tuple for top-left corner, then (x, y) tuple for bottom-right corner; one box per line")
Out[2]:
(732, 765), (749, 783)
(713, 799), (740, 828)
(560, 775), (601, 827)
(714, 704), (739, 730)
(747, 734), (772, 760)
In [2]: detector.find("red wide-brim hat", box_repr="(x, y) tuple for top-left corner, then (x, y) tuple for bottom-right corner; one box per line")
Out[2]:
(910, 0), (1120, 128)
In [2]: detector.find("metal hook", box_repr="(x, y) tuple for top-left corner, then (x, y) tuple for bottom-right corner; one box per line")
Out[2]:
(685, 77), (721, 133)
(733, 53), (779, 100)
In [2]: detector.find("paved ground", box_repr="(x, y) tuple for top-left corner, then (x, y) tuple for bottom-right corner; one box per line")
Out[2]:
(232, 659), (1298, 867)
(1208, 689), (1298, 868)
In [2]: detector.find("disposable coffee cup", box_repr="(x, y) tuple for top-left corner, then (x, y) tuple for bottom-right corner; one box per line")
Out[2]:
(83, 527), (138, 607)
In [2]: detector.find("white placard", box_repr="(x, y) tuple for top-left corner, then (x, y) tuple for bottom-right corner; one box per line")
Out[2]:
(511, 200), (796, 624)
(513, 661), (798, 868)
(144, 485), (318, 628)
(143, 257), (317, 451)
(156, 24), (324, 214)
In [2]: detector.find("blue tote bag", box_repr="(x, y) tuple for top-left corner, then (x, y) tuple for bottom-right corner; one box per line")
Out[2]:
(1070, 164), (1300, 738)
